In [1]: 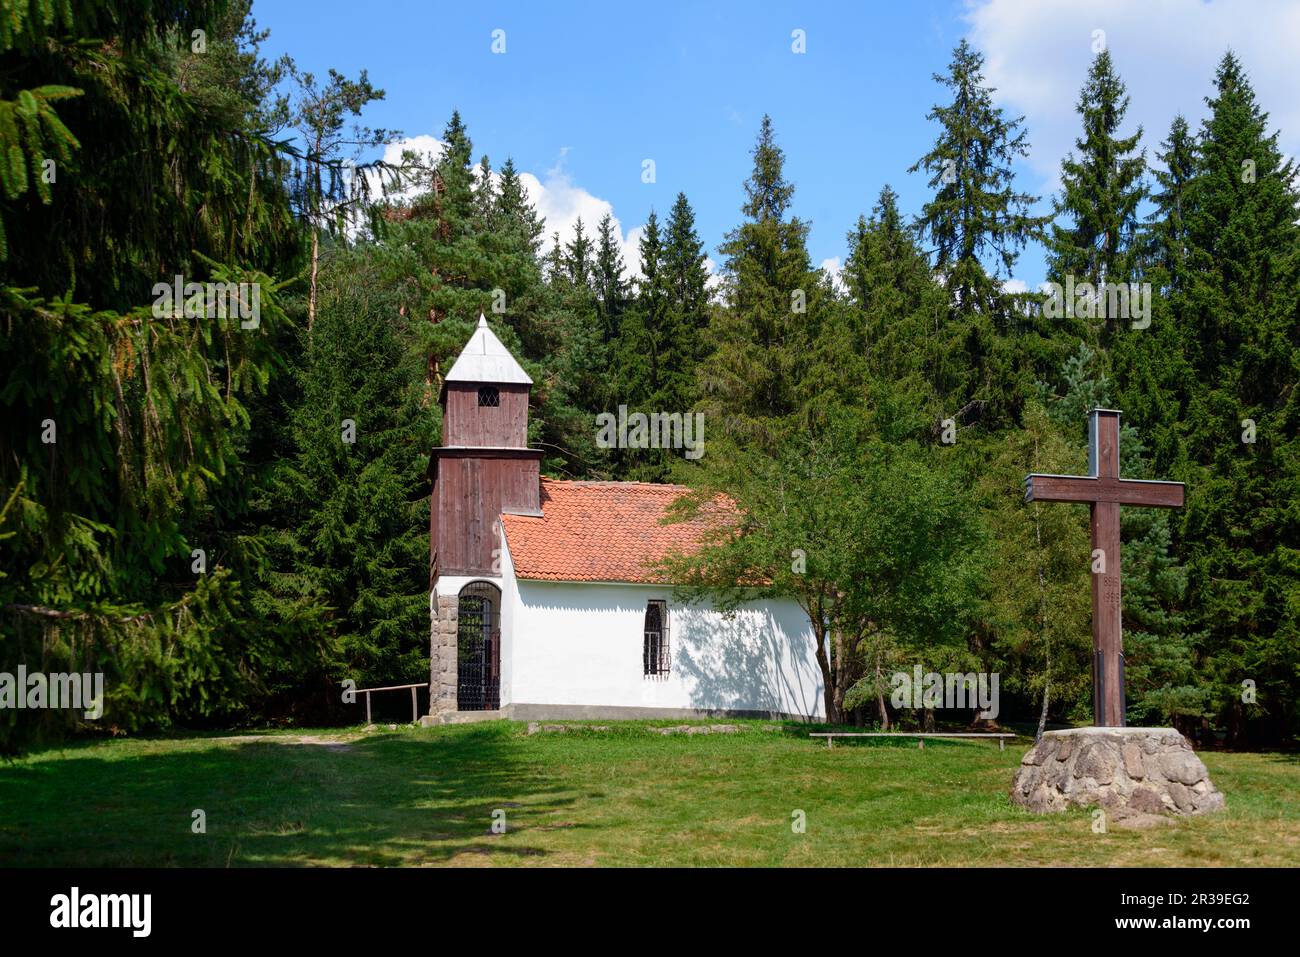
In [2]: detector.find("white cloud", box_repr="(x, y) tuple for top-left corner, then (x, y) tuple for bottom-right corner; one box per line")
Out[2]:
(517, 159), (645, 277)
(370, 135), (448, 205)
(820, 257), (846, 295)
(370, 138), (655, 279)
(703, 256), (724, 296)
(1002, 278), (1029, 294)
(965, 0), (1300, 191)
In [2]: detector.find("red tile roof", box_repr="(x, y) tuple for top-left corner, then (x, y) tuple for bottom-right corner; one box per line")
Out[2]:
(501, 479), (732, 583)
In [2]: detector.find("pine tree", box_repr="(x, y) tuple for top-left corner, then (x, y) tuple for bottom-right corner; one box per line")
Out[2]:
(1112, 116), (1198, 476)
(0, 1), (313, 751)
(496, 158), (545, 258)
(910, 39), (1044, 315)
(838, 185), (947, 392)
(909, 40), (1050, 429)
(658, 192), (712, 413)
(702, 115), (822, 447)
(1176, 53), (1300, 743)
(564, 216), (594, 288)
(275, 246), (432, 690)
(1144, 115), (1197, 291)
(605, 211), (663, 478)
(661, 192), (710, 348)
(488, 157), (548, 358)
(472, 154), (496, 231)
(593, 212), (629, 342)
(621, 210), (667, 401)
(382, 111), (505, 395)
(1046, 50), (1147, 346)
(536, 217), (608, 475)
(285, 64), (393, 330)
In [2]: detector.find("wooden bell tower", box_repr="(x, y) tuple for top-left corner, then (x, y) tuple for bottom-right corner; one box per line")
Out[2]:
(429, 314), (542, 582)
(427, 315), (542, 718)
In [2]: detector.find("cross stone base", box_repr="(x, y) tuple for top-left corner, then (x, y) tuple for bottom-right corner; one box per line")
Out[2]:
(1011, 728), (1225, 817)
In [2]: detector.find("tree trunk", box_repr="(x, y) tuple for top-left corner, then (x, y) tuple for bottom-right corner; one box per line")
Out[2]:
(831, 632), (849, 725)
(874, 649), (890, 730)
(813, 628), (839, 725)
(307, 227), (320, 333)
(1036, 676), (1051, 742)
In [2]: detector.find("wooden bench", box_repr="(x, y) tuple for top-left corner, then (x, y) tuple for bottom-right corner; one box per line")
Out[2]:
(810, 732), (1016, 751)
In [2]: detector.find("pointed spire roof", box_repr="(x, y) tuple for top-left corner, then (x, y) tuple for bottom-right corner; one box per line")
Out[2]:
(445, 313), (532, 385)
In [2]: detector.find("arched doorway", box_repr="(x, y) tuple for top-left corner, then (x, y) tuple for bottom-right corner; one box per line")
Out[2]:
(457, 581), (501, 710)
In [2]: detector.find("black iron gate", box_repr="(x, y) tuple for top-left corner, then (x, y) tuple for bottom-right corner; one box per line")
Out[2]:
(457, 581), (500, 710)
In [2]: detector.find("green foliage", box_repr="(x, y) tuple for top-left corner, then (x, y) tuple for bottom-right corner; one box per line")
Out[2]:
(702, 116), (826, 448)
(910, 39), (1045, 316)
(1046, 51), (1147, 305)
(609, 194), (712, 481)
(966, 403), (1093, 728)
(2, 7), (1295, 753)
(0, 271), (318, 752)
(1133, 54), (1300, 743)
(0, 0), (315, 753)
(667, 405), (985, 724)
(269, 246), (431, 688)
(909, 40), (1053, 431)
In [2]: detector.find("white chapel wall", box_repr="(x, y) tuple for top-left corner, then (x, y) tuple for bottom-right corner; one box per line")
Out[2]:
(505, 577), (825, 719)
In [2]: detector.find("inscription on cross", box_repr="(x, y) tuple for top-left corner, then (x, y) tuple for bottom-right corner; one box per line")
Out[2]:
(1023, 409), (1185, 727)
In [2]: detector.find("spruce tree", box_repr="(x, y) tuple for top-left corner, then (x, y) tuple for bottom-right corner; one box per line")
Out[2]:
(275, 246), (431, 691)
(1045, 50), (1147, 346)
(608, 211), (669, 478)
(1177, 53), (1300, 743)
(659, 192), (712, 413)
(593, 212), (629, 342)
(1144, 115), (1197, 292)
(486, 157), (548, 357)
(472, 154), (496, 231)
(1112, 116), (1198, 476)
(703, 115), (822, 447)
(564, 216), (594, 288)
(909, 40), (1049, 428)
(910, 39), (1043, 315)
(623, 210), (667, 402)
(838, 185), (947, 392)
(0, 1), (313, 751)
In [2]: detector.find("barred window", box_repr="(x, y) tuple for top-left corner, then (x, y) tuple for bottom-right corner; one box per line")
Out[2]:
(478, 386), (500, 407)
(643, 600), (670, 677)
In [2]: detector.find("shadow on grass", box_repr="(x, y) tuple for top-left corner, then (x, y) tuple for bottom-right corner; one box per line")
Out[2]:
(0, 724), (583, 867)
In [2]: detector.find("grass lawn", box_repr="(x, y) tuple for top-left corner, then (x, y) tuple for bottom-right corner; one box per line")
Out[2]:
(0, 720), (1296, 867)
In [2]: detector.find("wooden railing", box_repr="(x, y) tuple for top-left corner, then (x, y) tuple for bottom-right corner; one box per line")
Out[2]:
(354, 682), (427, 725)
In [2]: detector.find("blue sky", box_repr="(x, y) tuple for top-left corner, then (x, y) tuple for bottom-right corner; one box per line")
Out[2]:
(256, 0), (1300, 289)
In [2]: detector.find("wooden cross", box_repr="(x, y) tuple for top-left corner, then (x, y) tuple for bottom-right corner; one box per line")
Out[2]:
(1023, 409), (1185, 727)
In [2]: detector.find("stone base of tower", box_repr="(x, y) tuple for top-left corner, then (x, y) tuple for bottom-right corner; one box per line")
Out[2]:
(1011, 727), (1225, 818)
(428, 592), (458, 717)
